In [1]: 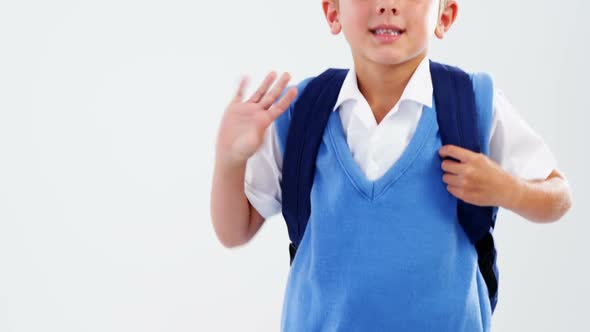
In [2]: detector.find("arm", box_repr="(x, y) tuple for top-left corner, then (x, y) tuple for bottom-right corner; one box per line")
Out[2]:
(502, 169), (572, 223)
(210, 72), (297, 248)
(439, 145), (572, 223)
(211, 156), (265, 248)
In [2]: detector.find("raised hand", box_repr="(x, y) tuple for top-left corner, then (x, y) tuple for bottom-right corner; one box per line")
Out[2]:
(215, 72), (298, 166)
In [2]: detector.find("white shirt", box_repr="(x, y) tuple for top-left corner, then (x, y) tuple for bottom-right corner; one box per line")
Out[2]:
(244, 57), (557, 219)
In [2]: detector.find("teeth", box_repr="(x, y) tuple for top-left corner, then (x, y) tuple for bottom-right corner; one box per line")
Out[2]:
(374, 29), (401, 35)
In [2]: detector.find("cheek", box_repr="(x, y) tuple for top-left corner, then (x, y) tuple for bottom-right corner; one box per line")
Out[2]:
(406, 9), (438, 41)
(405, 1), (439, 34)
(340, 11), (369, 40)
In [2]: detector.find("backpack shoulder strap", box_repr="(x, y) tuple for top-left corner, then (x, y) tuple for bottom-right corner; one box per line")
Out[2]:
(430, 60), (500, 313)
(429, 60), (496, 242)
(280, 68), (348, 264)
(274, 77), (315, 155)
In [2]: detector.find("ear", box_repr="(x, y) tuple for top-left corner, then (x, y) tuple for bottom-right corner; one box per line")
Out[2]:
(434, 0), (458, 39)
(322, 0), (341, 35)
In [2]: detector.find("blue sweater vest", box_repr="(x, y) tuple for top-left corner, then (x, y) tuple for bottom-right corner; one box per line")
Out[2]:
(274, 72), (494, 331)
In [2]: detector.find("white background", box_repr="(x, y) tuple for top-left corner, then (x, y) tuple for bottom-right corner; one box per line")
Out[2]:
(1, 0), (588, 331)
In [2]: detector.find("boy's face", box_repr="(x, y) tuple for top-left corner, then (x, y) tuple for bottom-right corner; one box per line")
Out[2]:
(323, 0), (457, 67)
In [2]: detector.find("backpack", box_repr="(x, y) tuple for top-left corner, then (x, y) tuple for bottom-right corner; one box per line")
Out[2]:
(280, 60), (500, 313)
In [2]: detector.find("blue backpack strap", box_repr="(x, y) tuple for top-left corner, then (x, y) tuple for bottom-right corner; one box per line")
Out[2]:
(280, 68), (348, 264)
(430, 60), (499, 312)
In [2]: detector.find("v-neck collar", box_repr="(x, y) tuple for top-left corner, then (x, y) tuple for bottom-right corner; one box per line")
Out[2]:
(326, 99), (438, 201)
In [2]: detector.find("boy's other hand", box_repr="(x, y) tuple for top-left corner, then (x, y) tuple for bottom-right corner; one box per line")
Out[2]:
(215, 72), (298, 166)
(438, 144), (516, 207)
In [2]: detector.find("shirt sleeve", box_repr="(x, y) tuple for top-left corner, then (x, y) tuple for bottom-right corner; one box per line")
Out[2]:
(244, 121), (283, 219)
(488, 88), (558, 181)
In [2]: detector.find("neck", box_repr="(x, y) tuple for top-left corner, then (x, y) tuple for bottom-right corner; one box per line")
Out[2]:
(353, 53), (426, 124)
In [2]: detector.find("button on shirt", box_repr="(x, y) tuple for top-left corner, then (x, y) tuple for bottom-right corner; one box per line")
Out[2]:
(244, 57), (557, 219)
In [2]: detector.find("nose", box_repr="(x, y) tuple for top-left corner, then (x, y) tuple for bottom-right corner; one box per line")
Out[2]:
(377, 1), (398, 15)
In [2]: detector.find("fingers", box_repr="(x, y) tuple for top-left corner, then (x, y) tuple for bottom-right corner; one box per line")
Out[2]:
(442, 173), (462, 187)
(246, 71), (277, 103)
(266, 86), (298, 121)
(438, 144), (473, 162)
(441, 159), (462, 175)
(259, 72), (292, 110)
(232, 76), (249, 103)
(446, 185), (465, 200)
(231, 71), (295, 122)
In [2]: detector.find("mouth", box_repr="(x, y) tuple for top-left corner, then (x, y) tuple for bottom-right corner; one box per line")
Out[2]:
(369, 25), (405, 37)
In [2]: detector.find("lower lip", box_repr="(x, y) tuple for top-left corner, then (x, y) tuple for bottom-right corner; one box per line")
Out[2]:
(372, 32), (403, 43)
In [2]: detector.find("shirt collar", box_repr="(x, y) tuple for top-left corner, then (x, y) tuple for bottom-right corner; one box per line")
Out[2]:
(332, 56), (433, 112)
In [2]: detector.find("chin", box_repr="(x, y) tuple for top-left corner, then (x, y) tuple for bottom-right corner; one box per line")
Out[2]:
(369, 48), (428, 67)
(369, 54), (411, 66)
